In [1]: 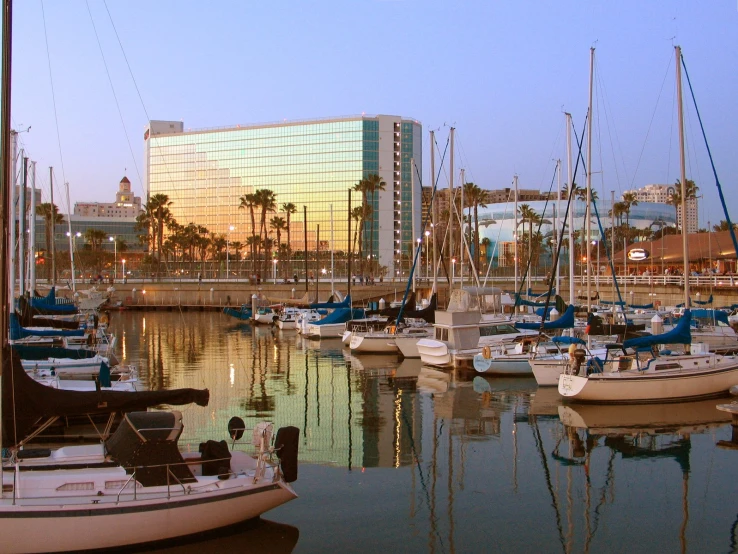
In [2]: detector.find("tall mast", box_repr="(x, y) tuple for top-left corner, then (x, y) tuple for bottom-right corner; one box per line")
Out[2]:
(29, 161), (36, 292)
(347, 190), (352, 300)
(565, 113), (574, 305)
(513, 174), (519, 298)
(586, 47), (595, 313)
(411, 157), (417, 293)
(430, 130), (437, 294)
(50, 166), (56, 286)
(8, 134), (16, 308)
(449, 127), (455, 287)
(19, 156), (26, 297)
(555, 159), (561, 296)
(65, 181), (76, 293)
(676, 45), (689, 307)
(460, 167), (465, 286)
(330, 204), (334, 296)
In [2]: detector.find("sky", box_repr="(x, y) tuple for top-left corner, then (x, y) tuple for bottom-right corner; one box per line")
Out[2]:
(7, 0), (738, 226)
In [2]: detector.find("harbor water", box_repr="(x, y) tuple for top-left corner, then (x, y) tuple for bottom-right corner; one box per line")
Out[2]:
(112, 310), (738, 553)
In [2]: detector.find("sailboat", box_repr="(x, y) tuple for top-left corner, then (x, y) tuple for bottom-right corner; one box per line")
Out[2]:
(0, 3), (298, 550)
(556, 46), (738, 404)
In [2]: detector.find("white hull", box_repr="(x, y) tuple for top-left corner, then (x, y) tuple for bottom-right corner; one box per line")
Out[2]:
(473, 355), (532, 374)
(530, 359), (567, 386)
(349, 334), (399, 354)
(0, 480), (296, 553)
(304, 323), (345, 339)
(559, 355), (738, 403)
(276, 319), (296, 330)
(416, 339), (451, 367)
(21, 356), (107, 375)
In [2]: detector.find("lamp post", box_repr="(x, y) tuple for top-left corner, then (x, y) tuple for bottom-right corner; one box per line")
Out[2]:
(122, 259), (126, 283)
(272, 258), (278, 284)
(451, 258), (456, 283)
(109, 236), (117, 281)
(66, 231), (81, 286)
(425, 230), (431, 279)
(227, 225), (235, 279)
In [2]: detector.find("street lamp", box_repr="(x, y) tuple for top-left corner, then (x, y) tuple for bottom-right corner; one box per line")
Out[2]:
(109, 236), (117, 281)
(122, 259), (126, 283)
(66, 231), (81, 286)
(227, 225), (235, 279)
(451, 257), (456, 283)
(424, 230), (431, 279)
(272, 258), (278, 284)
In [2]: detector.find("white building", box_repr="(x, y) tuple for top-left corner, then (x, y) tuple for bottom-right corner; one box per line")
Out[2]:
(624, 183), (698, 233)
(74, 176), (143, 218)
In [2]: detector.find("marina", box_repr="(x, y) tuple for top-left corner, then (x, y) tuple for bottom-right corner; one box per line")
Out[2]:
(102, 310), (738, 552)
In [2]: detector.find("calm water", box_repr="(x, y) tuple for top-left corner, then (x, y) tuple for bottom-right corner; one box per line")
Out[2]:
(111, 310), (738, 553)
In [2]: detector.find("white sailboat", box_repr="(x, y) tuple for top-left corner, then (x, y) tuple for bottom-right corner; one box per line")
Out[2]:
(558, 46), (738, 404)
(0, 4), (298, 550)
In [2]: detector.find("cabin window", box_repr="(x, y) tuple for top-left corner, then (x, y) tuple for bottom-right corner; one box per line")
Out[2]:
(57, 482), (95, 491)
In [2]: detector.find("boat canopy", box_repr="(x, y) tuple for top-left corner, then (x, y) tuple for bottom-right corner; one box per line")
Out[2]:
(551, 336), (586, 345)
(690, 308), (729, 325)
(2, 346), (210, 448)
(622, 310), (692, 350)
(9, 312), (84, 339)
(310, 295), (352, 310)
(515, 305), (575, 331)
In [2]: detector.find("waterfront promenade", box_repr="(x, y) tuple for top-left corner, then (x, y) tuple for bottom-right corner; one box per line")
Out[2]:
(58, 273), (738, 311)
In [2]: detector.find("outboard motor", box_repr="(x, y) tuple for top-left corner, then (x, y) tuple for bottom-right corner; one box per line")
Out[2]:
(275, 426), (299, 483)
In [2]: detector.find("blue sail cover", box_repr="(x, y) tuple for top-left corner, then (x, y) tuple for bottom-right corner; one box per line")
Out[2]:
(29, 287), (78, 314)
(629, 303), (654, 309)
(693, 294), (714, 305)
(623, 310), (692, 350)
(9, 313), (84, 339)
(312, 307), (365, 325)
(599, 300), (626, 306)
(310, 295), (351, 310)
(691, 308), (729, 325)
(515, 305), (575, 331)
(551, 336), (586, 346)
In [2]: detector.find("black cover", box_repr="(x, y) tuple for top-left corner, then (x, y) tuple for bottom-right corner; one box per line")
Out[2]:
(105, 411), (196, 486)
(365, 293), (438, 324)
(2, 346), (210, 448)
(12, 344), (99, 360)
(275, 426), (299, 483)
(17, 297), (80, 329)
(199, 439), (232, 478)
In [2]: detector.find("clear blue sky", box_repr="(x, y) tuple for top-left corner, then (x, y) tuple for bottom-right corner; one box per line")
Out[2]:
(8, 0), (738, 227)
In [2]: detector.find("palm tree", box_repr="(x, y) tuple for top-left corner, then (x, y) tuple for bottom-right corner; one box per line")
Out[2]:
(621, 192), (639, 233)
(255, 189), (277, 267)
(84, 228), (107, 251)
(518, 204), (542, 275)
(363, 173), (386, 274)
(670, 179), (699, 234)
(463, 182), (488, 277)
(713, 220), (738, 232)
(351, 205), (370, 275)
(36, 202), (65, 281)
(239, 192), (258, 265)
(138, 194), (174, 272)
(281, 202), (297, 254)
(480, 237), (491, 270)
(269, 216), (287, 262)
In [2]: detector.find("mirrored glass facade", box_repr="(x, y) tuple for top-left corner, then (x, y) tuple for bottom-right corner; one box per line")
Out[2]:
(145, 115), (422, 275)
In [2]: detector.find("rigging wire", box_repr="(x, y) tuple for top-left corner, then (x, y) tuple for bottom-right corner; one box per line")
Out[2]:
(85, 1), (143, 192)
(40, 0), (67, 198)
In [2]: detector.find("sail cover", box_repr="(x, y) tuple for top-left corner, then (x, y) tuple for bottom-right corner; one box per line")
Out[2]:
(2, 346), (210, 448)
(623, 310), (692, 350)
(515, 305), (575, 330)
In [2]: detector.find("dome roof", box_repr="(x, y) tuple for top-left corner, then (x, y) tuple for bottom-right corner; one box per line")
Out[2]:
(120, 176), (130, 184)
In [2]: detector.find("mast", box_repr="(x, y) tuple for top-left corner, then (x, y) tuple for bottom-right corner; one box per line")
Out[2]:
(50, 166), (55, 286)
(449, 127), (455, 287)
(611, 190), (615, 303)
(330, 204), (334, 296)
(29, 161), (36, 292)
(676, 45), (690, 307)
(411, 158), (418, 293)
(586, 47), (595, 313)
(513, 174), (519, 298)
(65, 181), (76, 293)
(347, 190), (352, 300)
(8, 135), (15, 308)
(316, 224), (320, 299)
(460, 167), (465, 286)
(19, 156), (26, 297)
(303, 205), (308, 294)
(565, 113), (574, 305)
(430, 130), (437, 294)
(555, 159), (561, 297)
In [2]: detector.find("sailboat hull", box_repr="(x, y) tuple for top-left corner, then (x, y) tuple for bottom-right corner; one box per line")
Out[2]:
(558, 358), (738, 403)
(0, 480), (297, 553)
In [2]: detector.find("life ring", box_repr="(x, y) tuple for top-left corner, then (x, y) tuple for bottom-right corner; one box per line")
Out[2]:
(482, 346), (492, 359)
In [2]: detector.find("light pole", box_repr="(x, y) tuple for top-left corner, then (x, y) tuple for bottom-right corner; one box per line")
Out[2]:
(451, 258), (456, 283)
(66, 231), (81, 286)
(122, 259), (126, 283)
(109, 236), (117, 281)
(227, 225), (235, 279)
(425, 230), (431, 279)
(272, 258), (278, 283)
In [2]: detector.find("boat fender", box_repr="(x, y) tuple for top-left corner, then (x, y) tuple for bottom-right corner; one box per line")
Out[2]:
(275, 426), (300, 483)
(482, 346), (492, 359)
(228, 416), (245, 441)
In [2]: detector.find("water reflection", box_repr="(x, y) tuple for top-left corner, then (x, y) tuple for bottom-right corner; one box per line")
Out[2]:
(112, 311), (738, 553)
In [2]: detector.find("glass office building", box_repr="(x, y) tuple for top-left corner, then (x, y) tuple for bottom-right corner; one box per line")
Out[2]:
(144, 115), (422, 278)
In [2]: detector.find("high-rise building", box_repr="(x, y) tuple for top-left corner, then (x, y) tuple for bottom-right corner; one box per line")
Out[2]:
(144, 115), (422, 278)
(624, 183), (698, 233)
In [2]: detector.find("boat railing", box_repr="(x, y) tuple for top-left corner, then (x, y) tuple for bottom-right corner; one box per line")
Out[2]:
(166, 466), (187, 500)
(116, 471), (139, 503)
